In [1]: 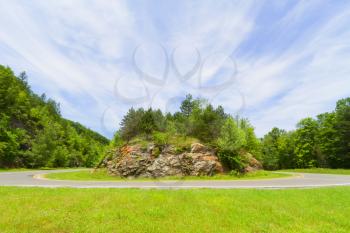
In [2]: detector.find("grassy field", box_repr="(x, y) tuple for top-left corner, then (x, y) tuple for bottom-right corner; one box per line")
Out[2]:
(0, 168), (35, 172)
(279, 168), (350, 175)
(44, 169), (291, 181)
(0, 186), (349, 232)
(0, 168), (85, 173)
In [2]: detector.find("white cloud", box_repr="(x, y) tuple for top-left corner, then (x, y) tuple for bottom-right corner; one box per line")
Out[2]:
(0, 0), (349, 138)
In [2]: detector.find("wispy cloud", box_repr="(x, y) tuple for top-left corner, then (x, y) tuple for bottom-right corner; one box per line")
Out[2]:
(0, 0), (349, 137)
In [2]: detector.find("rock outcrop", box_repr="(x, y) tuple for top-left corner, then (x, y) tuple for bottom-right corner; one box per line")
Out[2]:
(240, 152), (263, 173)
(107, 143), (223, 178)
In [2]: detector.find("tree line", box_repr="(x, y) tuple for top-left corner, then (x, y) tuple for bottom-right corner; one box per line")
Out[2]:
(2, 64), (349, 171)
(0, 65), (108, 168)
(116, 94), (350, 171)
(115, 94), (262, 171)
(262, 98), (350, 169)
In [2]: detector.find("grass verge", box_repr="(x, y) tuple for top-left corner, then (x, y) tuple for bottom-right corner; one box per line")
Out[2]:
(44, 169), (291, 181)
(0, 168), (34, 172)
(0, 167), (85, 173)
(0, 186), (349, 232)
(279, 168), (350, 175)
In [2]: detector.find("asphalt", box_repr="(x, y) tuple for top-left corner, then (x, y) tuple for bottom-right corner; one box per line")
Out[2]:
(1, 169), (350, 189)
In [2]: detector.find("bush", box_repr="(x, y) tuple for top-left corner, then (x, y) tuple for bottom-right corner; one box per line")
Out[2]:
(152, 131), (169, 147)
(216, 117), (247, 171)
(217, 149), (246, 172)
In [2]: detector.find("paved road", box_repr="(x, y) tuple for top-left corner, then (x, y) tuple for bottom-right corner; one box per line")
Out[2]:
(1, 169), (350, 189)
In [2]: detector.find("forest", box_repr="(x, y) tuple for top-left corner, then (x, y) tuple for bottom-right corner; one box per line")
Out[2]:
(261, 97), (350, 169)
(0, 65), (108, 168)
(1, 64), (349, 170)
(115, 95), (350, 171)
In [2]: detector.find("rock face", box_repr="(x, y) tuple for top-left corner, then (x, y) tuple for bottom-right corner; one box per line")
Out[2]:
(107, 143), (223, 178)
(240, 152), (263, 173)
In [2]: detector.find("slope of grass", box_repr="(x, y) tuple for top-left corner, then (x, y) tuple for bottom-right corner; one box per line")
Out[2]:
(0, 168), (34, 172)
(0, 186), (349, 232)
(279, 168), (350, 175)
(44, 169), (290, 181)
(129, 135), (200, 153)
(0, 167), (85, 173)
(0, 168), (59, 173)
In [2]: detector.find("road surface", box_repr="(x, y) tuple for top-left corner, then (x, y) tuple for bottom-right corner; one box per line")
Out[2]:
(1, 169), (350, 189)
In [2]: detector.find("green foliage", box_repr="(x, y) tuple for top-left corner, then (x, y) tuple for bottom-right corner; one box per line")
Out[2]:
(120, 108), (166, 141)
(217, 117), (246, 152)
(261, 128), (283, 170)
(179, 94), (199, 117)
(129, 136), (149, 148)
(261, 128), (297, 170)
(189, 103), (227, 142)
(152, 131), (169, 147)
(294, 118), (319, 168)
(216, 117), (261, 171)
(239, 118), (262, 160)
(277, 131), (296, 168)
(0, 65), (108, 168)
(111, 131), (124, 148)
(118, 95), (261, 172)
(119, 95), (227, 144)
(262, 97), (350, 170)
(333, 98), (350, 167)
(168, 136), (199, 153)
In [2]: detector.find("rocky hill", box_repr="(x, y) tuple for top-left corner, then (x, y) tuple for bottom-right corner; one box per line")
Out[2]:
(106, 142), (262, 178)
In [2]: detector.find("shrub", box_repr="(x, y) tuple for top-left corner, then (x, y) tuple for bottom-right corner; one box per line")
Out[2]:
(152, 131), (169, 147)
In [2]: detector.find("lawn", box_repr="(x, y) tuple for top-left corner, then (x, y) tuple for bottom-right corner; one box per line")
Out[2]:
(0, 168), (85, 173)
(0, 168), (34, 172)
(0, 186), (349, 232)
(279, 168), (350, 175)
(44, 169), (291, 181)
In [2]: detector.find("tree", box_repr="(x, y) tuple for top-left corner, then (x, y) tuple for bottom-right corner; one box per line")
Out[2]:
(316, 112), (337, 167)
(0, 65), (108, 168)
(189, 103), (227, 142)
(261, 128), (285, 170)
(120, 108), (142, 140)
(239, 118), (261, 160)
(180, 94), (198, 117)
(217, 117), (246, 170)
(294, 118), (319, 168)
(0, 115), (20, 167)
(277, 131), (297, 169)
(139, 108), (157, 136)
(333, 98), (350, 167)
(114, 91), (350, 171)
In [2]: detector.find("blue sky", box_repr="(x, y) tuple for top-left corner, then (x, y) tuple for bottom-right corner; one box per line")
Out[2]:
(1, 0), (350, 138)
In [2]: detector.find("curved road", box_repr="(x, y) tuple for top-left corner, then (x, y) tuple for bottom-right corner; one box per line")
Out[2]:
(1, 169), (350, 189)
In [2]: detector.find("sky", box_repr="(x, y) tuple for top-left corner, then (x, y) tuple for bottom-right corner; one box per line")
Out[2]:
(0, 0), (350, 138)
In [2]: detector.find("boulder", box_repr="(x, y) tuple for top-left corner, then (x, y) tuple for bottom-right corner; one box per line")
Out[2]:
(190, 143), (208, 153)
(240, 152), (262, 173)
(107, 145), (153, 177)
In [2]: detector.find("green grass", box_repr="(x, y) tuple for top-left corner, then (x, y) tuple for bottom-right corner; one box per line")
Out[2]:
(279, 168), (350, 175)
(0, 168), (34, 172)
(44, 169), (291, 181)
(0, 167), (85, 173)
(129, 135), (200, 153)
(0, 186), (349, 232)
(0, 168), (58, 173)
